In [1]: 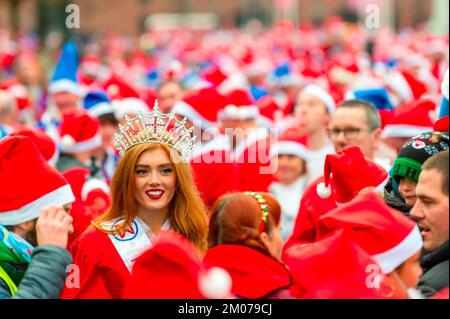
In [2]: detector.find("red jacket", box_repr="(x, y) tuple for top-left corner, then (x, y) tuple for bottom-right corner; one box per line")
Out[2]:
(61, 227), (131, 299)
(203, 245), (293, 299)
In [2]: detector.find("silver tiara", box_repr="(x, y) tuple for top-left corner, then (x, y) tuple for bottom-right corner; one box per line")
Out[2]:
(114, 100), (196, 159)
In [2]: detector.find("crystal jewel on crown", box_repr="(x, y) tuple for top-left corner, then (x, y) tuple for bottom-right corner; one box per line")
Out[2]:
(114, 100), (196, 159)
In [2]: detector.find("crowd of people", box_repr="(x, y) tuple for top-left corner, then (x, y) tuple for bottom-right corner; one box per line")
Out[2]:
(0, 17), (449, 299)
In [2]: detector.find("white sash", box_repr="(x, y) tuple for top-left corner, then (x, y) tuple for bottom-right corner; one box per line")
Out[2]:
(105, 217), (170, 273)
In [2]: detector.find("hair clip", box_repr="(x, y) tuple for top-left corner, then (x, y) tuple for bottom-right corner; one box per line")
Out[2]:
(244, 191), (269, 233)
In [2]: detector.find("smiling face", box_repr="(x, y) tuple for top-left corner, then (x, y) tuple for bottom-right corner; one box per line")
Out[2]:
(134, 147), (177, 218)
(273, 154), (306, 185)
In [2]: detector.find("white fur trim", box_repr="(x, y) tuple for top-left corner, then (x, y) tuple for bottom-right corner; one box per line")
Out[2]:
(49, 79), (85, 97)
(302, 85), (336, 115)
(382, 124), (433, 138)
(172, 100), (216, 129)
(60, 133), (102, 154)
(0, 184), (75, 226)
(81, 178), (110, 201)
(114, 98), (149, 120)
(372, 226), (423, 274)
(218, 105), (260, 120)
(88, 102), (113, 117)
(270, 141), (309, 160)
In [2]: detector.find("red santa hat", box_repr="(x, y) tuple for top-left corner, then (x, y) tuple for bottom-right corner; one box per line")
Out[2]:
(113, 97), (150, 121)
(382, 99), (435, 138)
(0, 136), (75, 226)
(125, 230), (232, 299)
(316, 146), (388, 204)
(300, 85), (336, 115)
(256, 95), (285, 128)
(59, 111), (102, 154)
(10, 129), (58, 166)
(218, 89), (259, 121)
(284, 229), (387, 299)
(433, 115), (449, 133)
(203, 65), (228, 88)
(102, 74), (140, 101)
(62, 167), (110, 204)
(270, 128), (309, 161)
(318, 192), (423, 274)
(385, 69), (428, 102)
(172, 87), (228, 129)
(0, 79), (30, 110)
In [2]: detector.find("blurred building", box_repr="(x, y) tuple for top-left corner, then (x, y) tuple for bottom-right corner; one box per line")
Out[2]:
(0, 0), (448, 37)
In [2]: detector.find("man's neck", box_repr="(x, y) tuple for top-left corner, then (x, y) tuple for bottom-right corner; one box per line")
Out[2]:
(308, 129), (330, 151)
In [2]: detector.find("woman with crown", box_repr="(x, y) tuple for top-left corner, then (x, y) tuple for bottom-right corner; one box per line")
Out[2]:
(61, 101), (208, 299)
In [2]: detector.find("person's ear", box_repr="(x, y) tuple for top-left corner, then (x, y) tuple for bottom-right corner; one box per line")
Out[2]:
(372, 128), (382, 144)
(259, 231), (270, 246)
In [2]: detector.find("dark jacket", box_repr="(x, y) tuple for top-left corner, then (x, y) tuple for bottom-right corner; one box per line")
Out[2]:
(383, 179), (411, 217)
(0, 245), (72, 299)
(417, 240), (449, 297)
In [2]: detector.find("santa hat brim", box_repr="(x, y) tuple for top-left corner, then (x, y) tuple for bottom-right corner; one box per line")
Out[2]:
(49, 79), (85, 97)
(373, 226), (423, 274)
(382, 124), (433, 138)
(0, 184), (75, 226)
(87, 102), (114, 118)
(172, 100), (216, 129)
(218, 105), (260, 121)
(61, 133), (102, 154)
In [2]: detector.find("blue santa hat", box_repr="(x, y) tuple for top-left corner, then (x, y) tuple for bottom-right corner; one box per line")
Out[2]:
(49, 42), (84, 97)
(345, 87), (394, 111)
(83, 91), (114, 117)
(268, 63), (303, 88)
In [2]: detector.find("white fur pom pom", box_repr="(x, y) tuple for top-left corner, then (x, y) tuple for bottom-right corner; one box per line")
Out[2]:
(198, 267), (232, 299)
(317, 182), (332, 198)
(60, 134), (76, 151)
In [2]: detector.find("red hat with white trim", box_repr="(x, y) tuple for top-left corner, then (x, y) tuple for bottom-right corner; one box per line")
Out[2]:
(218, 89), (259, 121)
(382, 99), (435, 138)
(316, 146), (388, 204)
(0, 136), (75, 226)
(299, 85), (336, 115)
(10, 129), (58, 166)
(285, 229), (387, 298)
(59, 111), (102, 154)
(125, 230), (232, 299)
(270, 128), (309, 161)
(172, 87), (228, 129)
(113, 97), (150, 120)
(0, 79), (30, 110)
(62, 167), (110, 204)
(385, 69), (428, 103)
(317, 192), (423, 274)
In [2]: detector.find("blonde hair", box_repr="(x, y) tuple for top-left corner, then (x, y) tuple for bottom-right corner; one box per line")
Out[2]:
(92, 143), (208, 251)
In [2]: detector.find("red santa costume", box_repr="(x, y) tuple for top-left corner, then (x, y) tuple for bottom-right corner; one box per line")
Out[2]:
(173, 87), (235, 207)
(219, 89), (274, 192)
(60, 217), (170, 299)
(283, 146), (388, 256)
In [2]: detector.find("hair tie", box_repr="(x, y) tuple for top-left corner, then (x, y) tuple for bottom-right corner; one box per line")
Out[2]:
(244, 192), (269, 233)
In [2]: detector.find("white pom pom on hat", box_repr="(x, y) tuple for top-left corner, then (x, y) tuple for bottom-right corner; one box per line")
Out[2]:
(60, 134), (76, 150)
(198, 267), (233, 299)
(316, 182), (332, 198)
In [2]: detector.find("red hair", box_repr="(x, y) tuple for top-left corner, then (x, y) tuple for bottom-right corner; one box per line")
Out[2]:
(208, 192), (281, 258)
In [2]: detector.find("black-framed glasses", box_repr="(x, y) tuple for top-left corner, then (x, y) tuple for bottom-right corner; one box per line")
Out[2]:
(329, 127), (371, 140)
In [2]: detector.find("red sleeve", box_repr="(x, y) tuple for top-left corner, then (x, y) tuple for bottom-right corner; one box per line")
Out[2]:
(60, 230), (113, 299)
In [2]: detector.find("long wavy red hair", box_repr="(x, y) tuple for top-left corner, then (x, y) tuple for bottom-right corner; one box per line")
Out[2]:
(92, 143), (208, 251)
